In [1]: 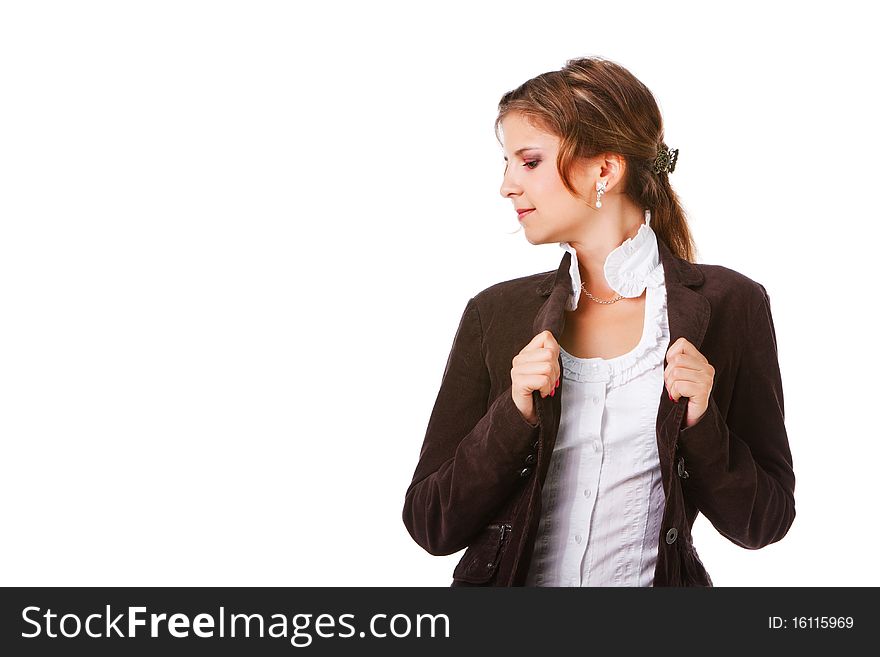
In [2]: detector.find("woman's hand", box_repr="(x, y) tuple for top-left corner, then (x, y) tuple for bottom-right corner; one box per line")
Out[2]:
(664, 337), (715, 429)
(511, 330), (561, 425)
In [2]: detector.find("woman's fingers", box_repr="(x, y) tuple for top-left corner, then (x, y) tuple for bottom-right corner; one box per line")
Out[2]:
(512, 331), (561, 398)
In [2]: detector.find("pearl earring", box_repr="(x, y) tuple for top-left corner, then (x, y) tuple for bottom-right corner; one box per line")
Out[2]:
(596, 180), (607, 208)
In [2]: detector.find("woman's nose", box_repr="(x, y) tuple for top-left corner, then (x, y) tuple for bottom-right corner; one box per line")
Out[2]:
(500, 169), (520, 198)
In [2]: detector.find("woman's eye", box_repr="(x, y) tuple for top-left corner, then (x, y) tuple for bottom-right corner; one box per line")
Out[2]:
(523, 160), (540, 169)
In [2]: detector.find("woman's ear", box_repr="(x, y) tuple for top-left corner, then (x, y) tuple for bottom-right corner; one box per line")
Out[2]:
(600, 153), (627, 192)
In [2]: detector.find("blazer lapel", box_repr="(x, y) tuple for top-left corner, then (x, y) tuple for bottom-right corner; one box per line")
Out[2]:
(657, 236), (710, 353)
(655, 237), (711, 460)
(532, 250), (573, 338)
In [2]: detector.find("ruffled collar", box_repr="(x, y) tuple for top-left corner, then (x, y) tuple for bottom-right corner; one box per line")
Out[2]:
(559, 208), (662, 311)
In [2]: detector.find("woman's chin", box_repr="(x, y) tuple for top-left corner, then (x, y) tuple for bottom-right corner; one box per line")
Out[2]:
(522, 229), (548, 246)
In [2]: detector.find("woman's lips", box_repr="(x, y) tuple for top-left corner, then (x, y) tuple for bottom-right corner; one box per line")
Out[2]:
(517, 209), (534, 219)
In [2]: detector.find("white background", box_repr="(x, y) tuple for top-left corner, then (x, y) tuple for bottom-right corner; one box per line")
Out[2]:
(1, 0), (877, 586)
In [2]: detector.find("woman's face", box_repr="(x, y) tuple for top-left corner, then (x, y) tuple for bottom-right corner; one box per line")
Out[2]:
(499, 112), (595, 244)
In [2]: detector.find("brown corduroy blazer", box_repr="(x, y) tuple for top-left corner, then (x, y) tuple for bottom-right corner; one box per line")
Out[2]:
(402, 237), (796, 586)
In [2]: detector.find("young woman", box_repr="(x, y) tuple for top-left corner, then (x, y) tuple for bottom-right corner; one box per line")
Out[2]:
(402, 56), (795, 586)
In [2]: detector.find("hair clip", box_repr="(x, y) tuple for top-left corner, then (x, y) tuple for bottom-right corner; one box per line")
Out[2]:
(652, 145), (679, 174)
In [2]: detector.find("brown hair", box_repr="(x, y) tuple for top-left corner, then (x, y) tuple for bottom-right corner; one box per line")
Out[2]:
(495, 56), (697, 262)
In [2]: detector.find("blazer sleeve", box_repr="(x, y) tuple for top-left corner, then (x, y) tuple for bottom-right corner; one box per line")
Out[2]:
(677, 282), (796, 549)
(402, 296), (540, 556)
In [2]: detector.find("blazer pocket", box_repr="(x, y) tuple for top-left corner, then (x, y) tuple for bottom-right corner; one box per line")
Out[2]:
(452, 523), (512, 584)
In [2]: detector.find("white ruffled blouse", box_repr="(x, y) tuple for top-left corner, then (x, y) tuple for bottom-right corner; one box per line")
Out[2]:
(525, 208), (669, 587)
